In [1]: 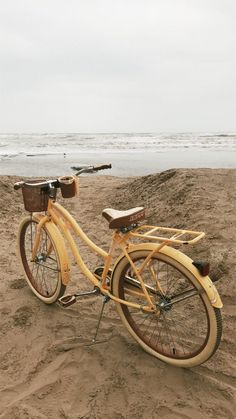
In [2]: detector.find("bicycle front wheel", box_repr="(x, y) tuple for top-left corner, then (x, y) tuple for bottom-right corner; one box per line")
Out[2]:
(112, 249), (222, 367)
(18, 216), (66, 304)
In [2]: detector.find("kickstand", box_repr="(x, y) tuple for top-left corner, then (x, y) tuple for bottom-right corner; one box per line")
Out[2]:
(92, 295), (110, 343)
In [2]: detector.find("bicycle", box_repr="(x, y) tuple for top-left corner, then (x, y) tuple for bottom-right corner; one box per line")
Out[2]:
(14, 164), (223, 368)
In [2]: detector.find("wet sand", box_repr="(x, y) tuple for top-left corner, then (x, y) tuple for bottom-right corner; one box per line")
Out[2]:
(1, 149), (236, 177)
(0, 169), (235, 418)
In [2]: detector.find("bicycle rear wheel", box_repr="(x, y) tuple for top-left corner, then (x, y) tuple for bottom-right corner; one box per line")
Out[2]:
(112, 249), (222, 367)
(18, 216), (66, 304)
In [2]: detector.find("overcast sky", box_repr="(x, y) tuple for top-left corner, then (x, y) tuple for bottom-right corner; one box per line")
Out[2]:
(0, 0), (235, 132)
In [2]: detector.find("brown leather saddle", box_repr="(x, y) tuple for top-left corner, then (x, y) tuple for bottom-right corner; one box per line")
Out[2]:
(102, 207), (145, 229)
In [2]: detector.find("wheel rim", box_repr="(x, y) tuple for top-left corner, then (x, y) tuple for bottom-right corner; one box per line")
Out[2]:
(118, 255), (210, 360)
(20, 220), (61, 299)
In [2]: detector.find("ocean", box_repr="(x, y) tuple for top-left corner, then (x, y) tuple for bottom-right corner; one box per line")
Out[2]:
(0, 133), (235, 177)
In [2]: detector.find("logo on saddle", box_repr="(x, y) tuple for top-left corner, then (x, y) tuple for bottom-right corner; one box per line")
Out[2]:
(129, 210), (145, 222)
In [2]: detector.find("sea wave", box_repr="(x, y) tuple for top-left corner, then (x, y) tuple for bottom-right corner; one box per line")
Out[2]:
(0, 133), (235, 159)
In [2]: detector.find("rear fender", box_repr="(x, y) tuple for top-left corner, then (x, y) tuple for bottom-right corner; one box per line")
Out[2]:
(112, 243), (223, 308)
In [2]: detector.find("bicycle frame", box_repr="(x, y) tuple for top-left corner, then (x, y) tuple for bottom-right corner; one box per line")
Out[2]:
(31, 196), (223, 311)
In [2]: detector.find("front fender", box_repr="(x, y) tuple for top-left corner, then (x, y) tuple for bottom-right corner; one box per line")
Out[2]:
(112, 243), (223, 308)
(34, 215), (70, 285)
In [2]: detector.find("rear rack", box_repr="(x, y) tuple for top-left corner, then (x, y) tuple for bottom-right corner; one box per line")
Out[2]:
(130, 225), (205, 245)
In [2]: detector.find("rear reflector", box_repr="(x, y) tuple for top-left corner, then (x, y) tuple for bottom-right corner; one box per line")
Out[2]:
(192, 261), (210, 276)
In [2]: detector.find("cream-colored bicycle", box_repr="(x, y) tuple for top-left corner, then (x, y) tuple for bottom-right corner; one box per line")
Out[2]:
(14, 164), (223, 368)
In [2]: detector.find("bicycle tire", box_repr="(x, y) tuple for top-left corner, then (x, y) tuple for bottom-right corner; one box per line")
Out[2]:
(112, 249), (222, 367)
(18, 216), (66, 304)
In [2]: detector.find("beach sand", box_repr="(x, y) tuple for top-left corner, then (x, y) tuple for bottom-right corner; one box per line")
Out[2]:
(0, 169), (235, 418)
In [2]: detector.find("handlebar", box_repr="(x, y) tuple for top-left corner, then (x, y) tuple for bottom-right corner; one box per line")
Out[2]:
(13, 164), (112, 190)
(72, 163), (112, 176)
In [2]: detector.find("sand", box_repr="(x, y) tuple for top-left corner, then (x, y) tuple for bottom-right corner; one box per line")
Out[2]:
(0, 169), (235, 418)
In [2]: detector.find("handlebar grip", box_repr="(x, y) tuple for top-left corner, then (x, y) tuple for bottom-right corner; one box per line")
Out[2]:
(93, 164), (112, 171)
(14, 181), (25, 190)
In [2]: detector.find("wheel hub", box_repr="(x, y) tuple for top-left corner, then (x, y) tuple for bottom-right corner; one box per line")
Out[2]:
(35, 253), (47, 263)
(157, 295), (172, 311)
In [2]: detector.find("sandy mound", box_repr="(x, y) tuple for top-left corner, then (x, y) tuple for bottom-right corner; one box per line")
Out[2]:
(0, 170), (235, 418)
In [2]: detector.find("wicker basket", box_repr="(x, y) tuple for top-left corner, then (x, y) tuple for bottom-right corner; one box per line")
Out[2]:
(22, 180), (49, 212)
(59, 176), (78, 198)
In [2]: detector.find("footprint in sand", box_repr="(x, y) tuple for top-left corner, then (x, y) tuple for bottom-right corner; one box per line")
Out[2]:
(9, 278), (26, 290)
(13, 306), (34, 327)
(50, 323), (77, 340)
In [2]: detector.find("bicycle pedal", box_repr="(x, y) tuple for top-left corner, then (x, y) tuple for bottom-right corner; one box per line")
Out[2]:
(58, 295), (76, 307)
